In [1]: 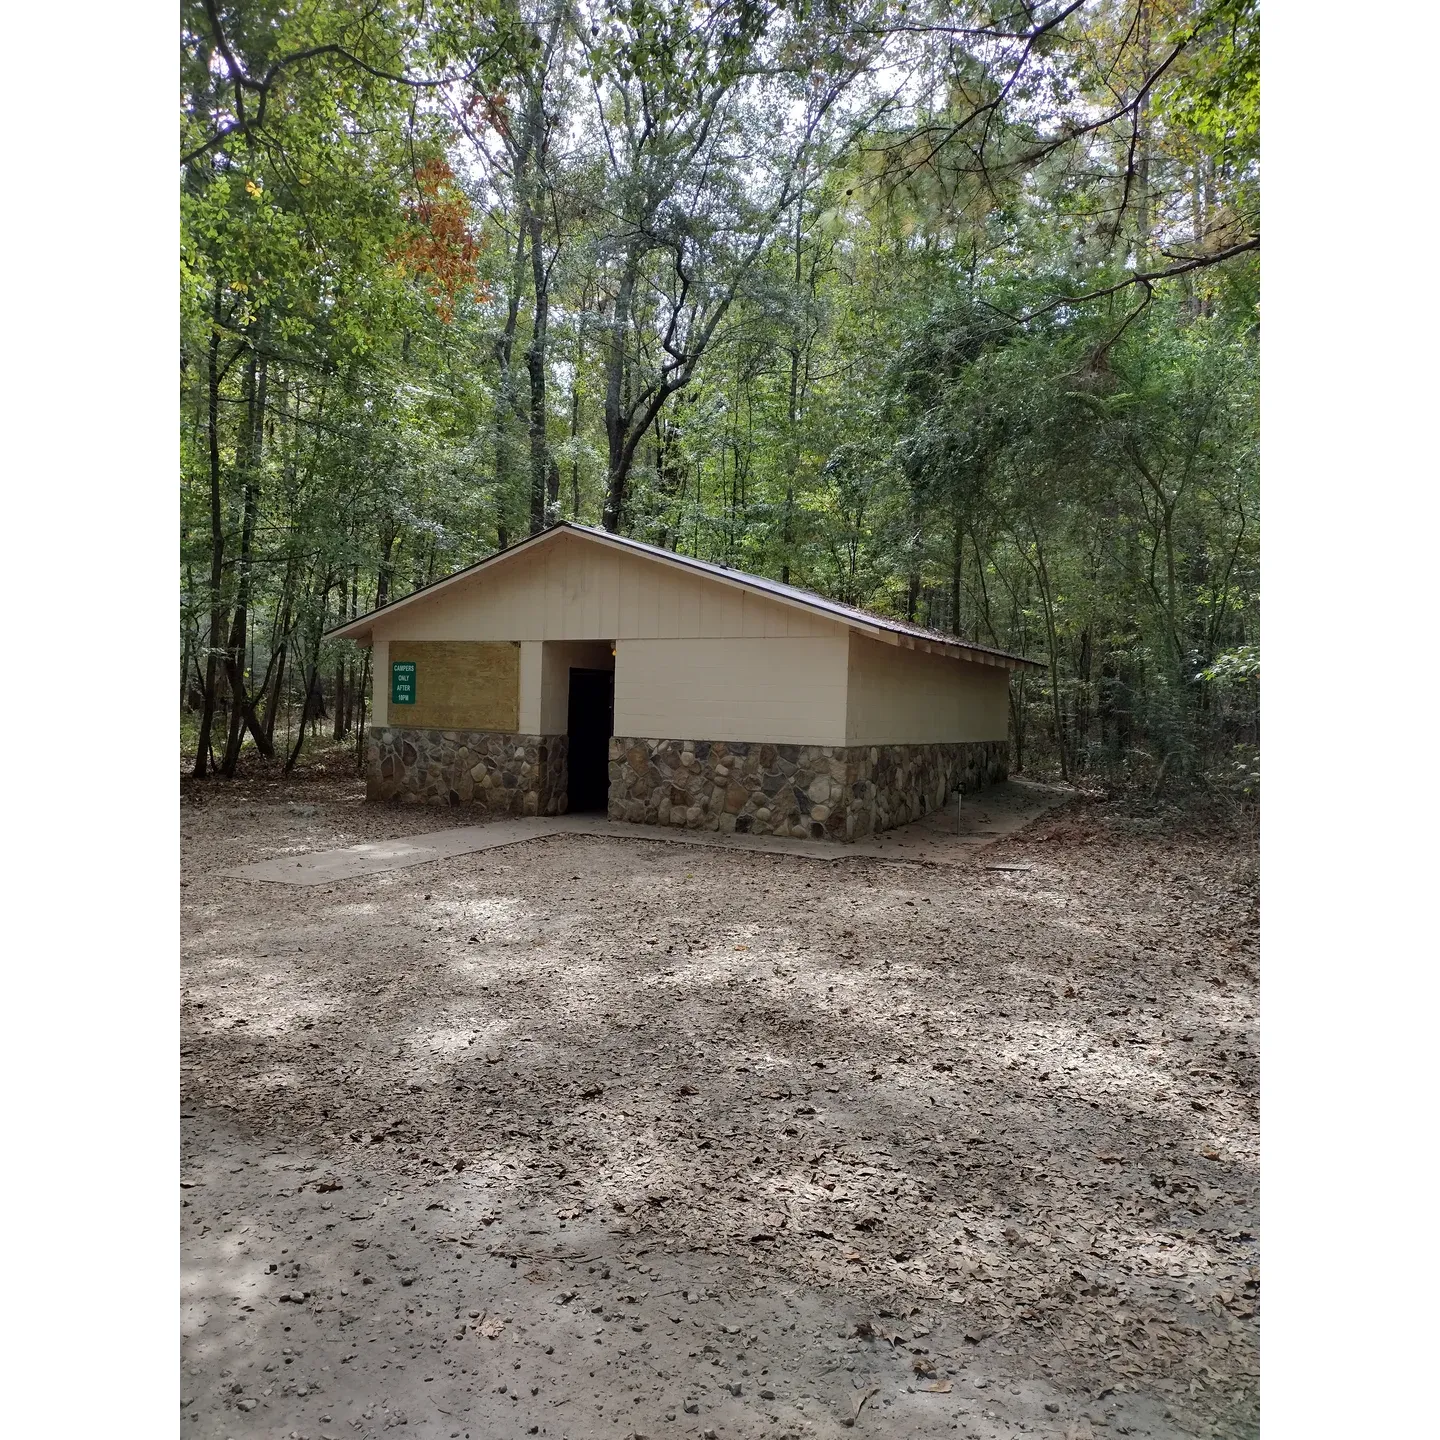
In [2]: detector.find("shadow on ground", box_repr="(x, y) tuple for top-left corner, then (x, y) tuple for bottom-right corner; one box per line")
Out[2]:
(182, 793), (1258, 1440)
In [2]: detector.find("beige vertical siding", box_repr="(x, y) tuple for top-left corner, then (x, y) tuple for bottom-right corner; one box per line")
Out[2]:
(614, 637), (849, 746)
(369, 533), (834, 645)
(845, 633), (1011, 744)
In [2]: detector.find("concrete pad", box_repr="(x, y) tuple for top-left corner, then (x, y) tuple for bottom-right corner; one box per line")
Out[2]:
(217, 817), (560, 885)
(218, 778), (1073, 885)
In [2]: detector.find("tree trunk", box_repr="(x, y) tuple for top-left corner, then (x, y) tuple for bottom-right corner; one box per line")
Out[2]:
(1034, 546), (1068, 781)
(332, 658), (347, 740)
(1010, 672), (1026, 774)
(527, 205), (550, 534)
(1130, 2), (1154, 267)
(180, 604), (195, 711)
(601, 254), (639, 531)
(782, 338), (800, 584)
(376, 522), (398, 610)
(569, 323), (583, 518)
(950, 514), (964, 635)
(193, 279), (227, 778)
(264, 641), (287, 748)
(493, 223), (529, 549)
(260, 559), (296, 751)
(338, 569), (359, 740)
(353, 648), (372, 775)
(221, 343), (266, 776)
(782, 194), (806, 583)
(286, 586), (332, 771)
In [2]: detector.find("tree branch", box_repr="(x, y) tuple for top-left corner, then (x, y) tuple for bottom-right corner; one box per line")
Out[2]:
(183, 1), (498, 167)
(1019, 238), (1260, 321)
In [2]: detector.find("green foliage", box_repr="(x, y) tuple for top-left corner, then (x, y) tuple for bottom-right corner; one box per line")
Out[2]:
(1199, 643), (1259, 685)
(1162, 0), (1260, 178)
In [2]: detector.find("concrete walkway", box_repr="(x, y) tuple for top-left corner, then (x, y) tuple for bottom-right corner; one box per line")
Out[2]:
(220, 777), (1071, 886)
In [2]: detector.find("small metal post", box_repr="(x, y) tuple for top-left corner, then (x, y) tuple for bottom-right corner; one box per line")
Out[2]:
(956, 786), (963, 835)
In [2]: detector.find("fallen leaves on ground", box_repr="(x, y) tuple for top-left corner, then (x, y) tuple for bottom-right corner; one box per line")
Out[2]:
(182, 784), (1258, 1435)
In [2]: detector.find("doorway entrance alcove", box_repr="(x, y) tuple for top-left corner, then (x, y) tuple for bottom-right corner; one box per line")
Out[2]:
(566, 666), (615, 813)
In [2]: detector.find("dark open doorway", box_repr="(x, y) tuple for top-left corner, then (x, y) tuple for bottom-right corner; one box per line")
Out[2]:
(566, 667), (615, 813)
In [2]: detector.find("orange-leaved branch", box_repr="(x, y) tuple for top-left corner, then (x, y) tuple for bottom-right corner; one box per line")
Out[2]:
(392, 157), (486, 322)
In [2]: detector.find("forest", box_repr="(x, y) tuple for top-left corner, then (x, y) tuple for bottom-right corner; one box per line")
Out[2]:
(180, 0), (1259, 792)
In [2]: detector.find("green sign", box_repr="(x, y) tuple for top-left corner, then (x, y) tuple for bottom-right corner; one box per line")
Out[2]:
(391, 660), (416, 706)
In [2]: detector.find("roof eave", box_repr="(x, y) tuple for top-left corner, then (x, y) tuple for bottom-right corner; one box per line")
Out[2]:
(867, 625), (1042, 671)
(328, 617), (374, 644)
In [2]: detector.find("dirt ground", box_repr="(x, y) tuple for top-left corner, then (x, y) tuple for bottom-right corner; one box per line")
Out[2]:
(181, 775), (1259, 1440)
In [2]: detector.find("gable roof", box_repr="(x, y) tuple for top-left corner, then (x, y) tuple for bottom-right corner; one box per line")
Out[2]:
(326, 521), (1042, 670)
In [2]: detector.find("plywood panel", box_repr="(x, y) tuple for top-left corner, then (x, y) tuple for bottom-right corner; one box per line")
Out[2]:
(845, 633), (1009, 744)
(615, 637), (848, 745)
(387, 641), (520, 732)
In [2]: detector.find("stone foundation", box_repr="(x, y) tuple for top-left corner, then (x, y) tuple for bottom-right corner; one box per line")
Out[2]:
(366, 725), (1007, 837)
(366, 726), (567, 815)
(607, 737), (1008, 841)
